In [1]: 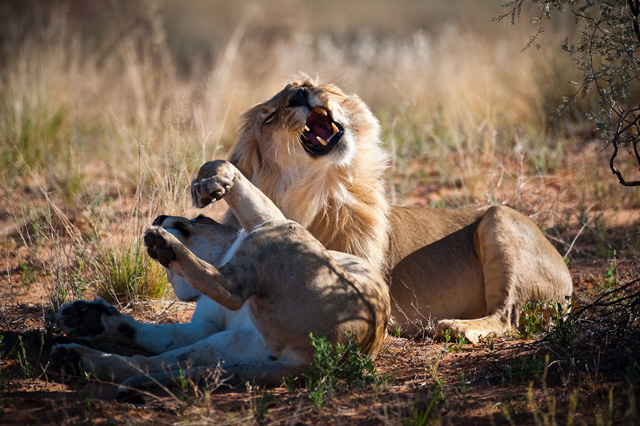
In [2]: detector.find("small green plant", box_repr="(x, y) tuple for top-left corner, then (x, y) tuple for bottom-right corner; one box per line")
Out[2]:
(282, 375), (300, 405)
(408, 378), (447, 425)
(483, 335), (495, 351)
(19, 260), (35, 288)
(17, 335), (34, 378)
(604, 253), (618, 291)
(294, 332), (387, 410)
(175, 368), (190, 405)
(79, 392), (94, 410)
(458, 372), (469, 404)
(441, 328), (451, 346)
(505, 355), (546, 383)
(247, 383), (277, 424)
(547, 297), (575, 348)
(519, 300), (546, 338)
(16, 331), (50, 380)
(454, 334), (468, 352)
(410, 408), (430, 426)
(392, 324), (403, 337)
(441, 328), (468, 353)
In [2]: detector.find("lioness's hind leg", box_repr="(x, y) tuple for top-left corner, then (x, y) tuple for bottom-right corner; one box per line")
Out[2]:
(116, 358), (307, 403)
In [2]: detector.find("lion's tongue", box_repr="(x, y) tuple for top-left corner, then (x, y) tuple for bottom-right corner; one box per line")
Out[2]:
(310, 123), (332, 142)
(306, 110), (333, 145)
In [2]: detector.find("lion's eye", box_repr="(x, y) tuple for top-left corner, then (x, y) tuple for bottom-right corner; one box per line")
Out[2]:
(263, 111), (277, 125)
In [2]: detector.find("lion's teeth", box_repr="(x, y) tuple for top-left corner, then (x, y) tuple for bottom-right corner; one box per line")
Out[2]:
(316, 136), (329, 146)
(304, 125), (310, 132)
(331, 122), (339, 134)
(317, 108), (328, 116)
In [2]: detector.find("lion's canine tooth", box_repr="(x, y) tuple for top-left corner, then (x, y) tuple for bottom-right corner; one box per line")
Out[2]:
(304, 125), (310, 132)
(316, 136), (329, 146)
(317, 108), (328, 116)
(331, 122), (339, 133)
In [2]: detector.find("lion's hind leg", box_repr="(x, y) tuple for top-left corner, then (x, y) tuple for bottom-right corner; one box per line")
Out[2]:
(448, 205), (573, 343)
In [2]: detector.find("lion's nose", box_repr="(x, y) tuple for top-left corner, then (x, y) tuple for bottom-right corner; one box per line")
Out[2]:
(288, 88), (310, 108)
(152, 215), (168, 226)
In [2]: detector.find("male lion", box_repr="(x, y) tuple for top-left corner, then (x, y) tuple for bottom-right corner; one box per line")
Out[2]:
(52, 160), (389, 399)
(215, 80), (573, 343)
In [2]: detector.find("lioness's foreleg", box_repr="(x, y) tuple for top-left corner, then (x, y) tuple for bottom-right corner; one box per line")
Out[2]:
(190, 160), (285, 231)
(53, 299), (222, 354)
(144, 226), (254, 311)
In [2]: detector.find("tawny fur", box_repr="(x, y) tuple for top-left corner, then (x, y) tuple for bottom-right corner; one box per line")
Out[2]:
(225, 80), (573, 343)
(228, 80), (390, 271)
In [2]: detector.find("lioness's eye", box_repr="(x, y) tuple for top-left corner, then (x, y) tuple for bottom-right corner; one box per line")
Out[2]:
(263, 111), (276, 124)
(174, 222), (191, 238)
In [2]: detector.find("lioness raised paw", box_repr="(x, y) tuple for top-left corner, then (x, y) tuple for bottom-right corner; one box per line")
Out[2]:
(190, 160), (235, 208)
(144, 227), (177, 267)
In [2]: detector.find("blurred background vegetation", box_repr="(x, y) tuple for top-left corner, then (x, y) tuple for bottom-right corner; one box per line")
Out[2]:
(0, 0), (585, 190)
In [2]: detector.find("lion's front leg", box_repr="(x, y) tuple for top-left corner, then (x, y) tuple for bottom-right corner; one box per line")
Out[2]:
(190, 159), (286, 231)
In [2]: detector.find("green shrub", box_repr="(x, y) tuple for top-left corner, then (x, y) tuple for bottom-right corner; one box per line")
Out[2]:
(287, 332), (389, 410)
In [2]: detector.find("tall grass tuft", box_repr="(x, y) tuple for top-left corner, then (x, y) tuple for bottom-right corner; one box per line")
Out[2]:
(91, 242), (167, 304)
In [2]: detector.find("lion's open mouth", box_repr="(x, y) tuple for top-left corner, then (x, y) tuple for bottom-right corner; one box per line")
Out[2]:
(300, 108), (345, 156)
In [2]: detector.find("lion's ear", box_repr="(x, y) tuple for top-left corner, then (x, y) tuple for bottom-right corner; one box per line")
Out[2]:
(229, 110), (262, 180)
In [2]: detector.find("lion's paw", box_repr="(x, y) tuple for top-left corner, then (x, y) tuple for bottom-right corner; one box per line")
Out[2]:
(433, 319), (488, 344)
(144, 227), (176, 267)
(190, 160), (235, 208)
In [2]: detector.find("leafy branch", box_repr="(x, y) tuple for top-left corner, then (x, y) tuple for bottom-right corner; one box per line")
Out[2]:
(498, 0), (640, 186)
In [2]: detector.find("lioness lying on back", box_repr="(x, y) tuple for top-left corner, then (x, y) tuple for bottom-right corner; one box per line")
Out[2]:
(217, 79), (573, 343)
(52, 160), (389, 399)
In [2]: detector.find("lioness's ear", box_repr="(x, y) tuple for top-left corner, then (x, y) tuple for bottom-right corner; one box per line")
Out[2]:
(229, 107), (262, 180)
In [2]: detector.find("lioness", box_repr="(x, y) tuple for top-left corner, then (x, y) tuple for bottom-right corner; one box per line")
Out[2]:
(215, 80), (573, 343)
(52, 160), (389, 399)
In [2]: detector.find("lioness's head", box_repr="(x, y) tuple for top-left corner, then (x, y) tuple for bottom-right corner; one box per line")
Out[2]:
(151, 214), (240, 302)
(230, 80), (383, 177)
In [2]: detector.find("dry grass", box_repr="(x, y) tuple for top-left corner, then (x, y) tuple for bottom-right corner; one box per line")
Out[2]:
(0, 0), (639, 424)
